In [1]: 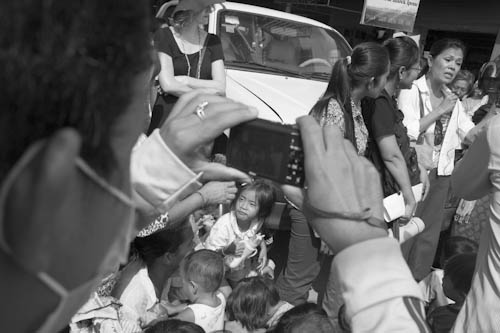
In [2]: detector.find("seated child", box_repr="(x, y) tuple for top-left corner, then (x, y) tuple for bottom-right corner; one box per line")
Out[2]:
(419, 236), (478, 312)
(225, 276), (287, 333)
(262, 277), (294, 330)
(273, 302), (334, 333)
(175, 249), (226, 333)
(203, 179), (277, 285)
(427, 253), (477, 333)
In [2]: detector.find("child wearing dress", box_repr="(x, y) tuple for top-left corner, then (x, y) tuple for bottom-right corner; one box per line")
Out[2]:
(174, 249), (226, 333)
(203, 179), (277, 286)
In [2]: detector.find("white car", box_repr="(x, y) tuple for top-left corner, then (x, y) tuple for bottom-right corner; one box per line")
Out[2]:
(158, 1), (352, 124)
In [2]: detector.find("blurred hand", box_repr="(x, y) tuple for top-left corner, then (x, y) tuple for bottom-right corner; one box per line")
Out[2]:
(198, 181), (237, 205)
(402, 191), (417, 220)
(257, 246), (268, 271)
(160, 90), (258, 183)
(295, 116), (387, 255)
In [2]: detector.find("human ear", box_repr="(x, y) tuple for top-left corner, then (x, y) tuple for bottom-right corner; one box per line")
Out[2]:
(399, 66), (406, 79)
(427, 55), (433, 68)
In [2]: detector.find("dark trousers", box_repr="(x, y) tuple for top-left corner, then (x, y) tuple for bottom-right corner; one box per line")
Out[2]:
(401, 169), (450, 281)
(276, 208), (322, 305)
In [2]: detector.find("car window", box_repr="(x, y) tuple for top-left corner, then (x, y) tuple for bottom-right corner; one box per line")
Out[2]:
(217, 9), (351, 80)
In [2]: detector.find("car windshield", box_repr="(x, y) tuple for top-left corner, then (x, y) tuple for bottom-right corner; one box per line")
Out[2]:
(217, 9), (351, 80)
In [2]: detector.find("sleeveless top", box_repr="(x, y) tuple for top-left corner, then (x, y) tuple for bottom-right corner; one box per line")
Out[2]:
(0, 142), (136, 332)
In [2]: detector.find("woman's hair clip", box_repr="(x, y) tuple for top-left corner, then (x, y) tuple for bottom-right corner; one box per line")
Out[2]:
(346, 56), (352, 65)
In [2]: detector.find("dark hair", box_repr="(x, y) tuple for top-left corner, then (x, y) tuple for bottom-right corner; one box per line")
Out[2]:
(0, 0), (153, 179)
(133, 221), (193, 266)
(383, 36), (420, 80)
(444, 253), (477, 295)
(274, 302), (333, 333)
(182, 249), (224, 292)
(226, 276), (274, 331)
(233, 179), (277, 220)
(144, 319), (204, 333)
(309, 42), (389, 145)
(440, 236), (478, 267)
(261, 276), (281, 307)
(421, 38), (467, 76)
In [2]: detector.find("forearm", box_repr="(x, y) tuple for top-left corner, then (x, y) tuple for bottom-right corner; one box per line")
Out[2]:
(159, 77), (193, 97)
(186, 77), (225, 94)
(419, 108), (444, 133)
(382, 154), (414, 198)
(166, 192), (204, 227)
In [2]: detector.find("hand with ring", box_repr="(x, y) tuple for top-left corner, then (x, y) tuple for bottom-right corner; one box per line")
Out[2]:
(160, 90), (258, 183)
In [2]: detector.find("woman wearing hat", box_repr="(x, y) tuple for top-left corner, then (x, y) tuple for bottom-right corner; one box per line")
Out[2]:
(149, 0), (226, 132)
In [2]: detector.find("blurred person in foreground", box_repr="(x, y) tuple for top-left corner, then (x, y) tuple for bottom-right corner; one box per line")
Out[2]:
(0, 0), (256, 331)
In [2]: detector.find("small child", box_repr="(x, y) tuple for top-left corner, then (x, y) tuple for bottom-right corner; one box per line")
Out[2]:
(261, 277), (294, 330)
(419, 236), (478, 313)
(427, 253), (477, 333)
(203, 179), (277, 285)
(225, 276), (287, 333)
(174, 249), (226, 333)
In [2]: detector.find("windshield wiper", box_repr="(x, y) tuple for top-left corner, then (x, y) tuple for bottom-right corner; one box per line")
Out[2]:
(226, 61), (309, 79)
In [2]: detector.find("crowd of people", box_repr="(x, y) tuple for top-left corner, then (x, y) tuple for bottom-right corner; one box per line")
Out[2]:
(1, 0), (500, 332)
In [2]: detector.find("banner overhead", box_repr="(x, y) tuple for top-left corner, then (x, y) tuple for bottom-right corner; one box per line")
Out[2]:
(360, 0), (421, 33)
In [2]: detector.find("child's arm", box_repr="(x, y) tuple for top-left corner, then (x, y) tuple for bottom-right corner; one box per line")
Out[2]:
(173, 307), (196, 323)
(257, 239), (268, 271)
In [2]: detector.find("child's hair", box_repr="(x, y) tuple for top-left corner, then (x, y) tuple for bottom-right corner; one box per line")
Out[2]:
(383, 36), (420, 80)
(144, 319), (204, 333)
(310, 42), (389, 144)
(444, 253), (477, 296)
(273, 302), (333, 333)
(181, 249), (224, 293)
(452, 70), (476, 96)
(233, 179), (277, 220)
(261, 276), (281, 307)
(226, 276), (274, 331)
(133, 221), (193, 266)
(440, 236), (478, 267)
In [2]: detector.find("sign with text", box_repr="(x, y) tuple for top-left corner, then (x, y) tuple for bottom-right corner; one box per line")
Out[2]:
(360, 0), (421, 32)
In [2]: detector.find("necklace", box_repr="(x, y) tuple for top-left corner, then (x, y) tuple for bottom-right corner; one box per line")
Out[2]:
(180, 28), (203, 79)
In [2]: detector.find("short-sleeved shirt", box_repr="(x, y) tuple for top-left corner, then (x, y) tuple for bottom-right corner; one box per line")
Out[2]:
(362, 89), (420, 195)
(154, 26), (224, 80)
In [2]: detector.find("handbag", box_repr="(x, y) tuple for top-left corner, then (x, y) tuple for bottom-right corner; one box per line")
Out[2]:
(411, 91), (435, 171)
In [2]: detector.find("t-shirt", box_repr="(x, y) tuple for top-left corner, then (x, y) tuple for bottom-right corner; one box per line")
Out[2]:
(187, 292), (226, 332)
(154, 26), (224, 80)
(362, 89), (420, 196)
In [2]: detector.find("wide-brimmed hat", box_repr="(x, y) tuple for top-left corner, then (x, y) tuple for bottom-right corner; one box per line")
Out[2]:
(173, 0), (224, 15)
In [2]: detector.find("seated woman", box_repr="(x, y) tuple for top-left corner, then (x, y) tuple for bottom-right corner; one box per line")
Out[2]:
(110, 222), (195, 328)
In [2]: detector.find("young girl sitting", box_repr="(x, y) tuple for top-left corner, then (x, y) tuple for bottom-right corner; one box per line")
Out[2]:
(175, 249), (227, 333)
(203, 179), (277, 286)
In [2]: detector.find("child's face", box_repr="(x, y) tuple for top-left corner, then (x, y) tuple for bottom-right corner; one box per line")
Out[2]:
(451, 79), (470, 99)
(235, 189), (260, 224)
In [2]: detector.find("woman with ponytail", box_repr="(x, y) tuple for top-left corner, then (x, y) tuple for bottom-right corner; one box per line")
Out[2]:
(277, 42), (390, 324)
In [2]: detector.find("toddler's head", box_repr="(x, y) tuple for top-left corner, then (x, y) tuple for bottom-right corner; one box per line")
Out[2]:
(226, 276), (275, 331)
(439, 236), (478, 268)
(181, 249), (224, 301)
(442, 253), (477, 304)
(450, 70), (475, 99)
(274, 303), (333, 333)
(232, 179), (276, 224)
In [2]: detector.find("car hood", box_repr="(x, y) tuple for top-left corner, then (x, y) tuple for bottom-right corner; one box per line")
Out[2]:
(226, 69), (327, 124)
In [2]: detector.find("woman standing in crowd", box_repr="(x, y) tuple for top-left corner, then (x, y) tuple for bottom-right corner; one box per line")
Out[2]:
(362, 36), (429, 220)
(277, 42), (390, 321)
(397, 38), (484, 281)
(149, 0), (226, 132)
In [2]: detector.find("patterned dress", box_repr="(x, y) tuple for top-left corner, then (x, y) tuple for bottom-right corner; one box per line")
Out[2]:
(316, 98), (368, 155)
